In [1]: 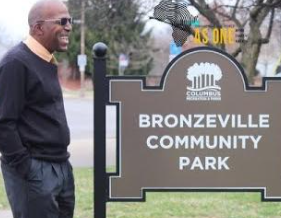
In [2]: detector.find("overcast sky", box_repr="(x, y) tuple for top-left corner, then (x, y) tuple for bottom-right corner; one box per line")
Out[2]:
(0, 0), (38, 42)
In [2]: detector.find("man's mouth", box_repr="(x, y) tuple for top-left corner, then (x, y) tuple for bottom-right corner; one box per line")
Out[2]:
(59, 36), (69, 45)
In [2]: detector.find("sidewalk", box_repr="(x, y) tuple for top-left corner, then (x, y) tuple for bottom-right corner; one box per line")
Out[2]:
(62, 89), (93, 100)
(0, 210), (12, 218)
(68, 139), (93, 167)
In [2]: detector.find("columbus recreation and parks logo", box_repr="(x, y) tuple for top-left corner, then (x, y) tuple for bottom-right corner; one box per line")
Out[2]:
(186, 62), (222, 101)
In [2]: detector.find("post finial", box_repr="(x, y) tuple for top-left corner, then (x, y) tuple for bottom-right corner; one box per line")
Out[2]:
(92, 42), (108, 58)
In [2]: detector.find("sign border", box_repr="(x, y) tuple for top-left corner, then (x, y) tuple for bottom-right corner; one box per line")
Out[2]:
(106, 46), (281, 202)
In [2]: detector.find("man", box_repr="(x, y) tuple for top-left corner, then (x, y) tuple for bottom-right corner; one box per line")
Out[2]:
(0, 0), (74, 217)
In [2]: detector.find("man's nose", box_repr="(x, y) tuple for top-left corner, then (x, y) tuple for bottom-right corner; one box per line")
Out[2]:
(64, 22), (72, 31)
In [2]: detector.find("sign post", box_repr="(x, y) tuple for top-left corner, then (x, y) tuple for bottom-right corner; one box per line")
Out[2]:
(93, 43), (108, 218)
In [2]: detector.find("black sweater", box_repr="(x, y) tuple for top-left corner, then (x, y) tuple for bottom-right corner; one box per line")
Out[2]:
(0, 42), (70, 177)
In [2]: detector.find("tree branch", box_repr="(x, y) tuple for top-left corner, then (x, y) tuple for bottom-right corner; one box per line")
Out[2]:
(231, 0), (241, 19)
(231, 46), (242, 57)
(212, 3), (255, 11)
(189, 0), (222, 28)
(259, 38), (270, 44)
(149, 17), (214, 47)
(264, 8), (275, 40)
(189, 0), (225, 49)
(213, 7), (242, 28)
(250, 0), (271, 19)
(184, 25), (214, 47)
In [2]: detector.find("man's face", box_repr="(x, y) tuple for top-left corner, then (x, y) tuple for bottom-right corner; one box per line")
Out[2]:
(40, 3), (72, 53)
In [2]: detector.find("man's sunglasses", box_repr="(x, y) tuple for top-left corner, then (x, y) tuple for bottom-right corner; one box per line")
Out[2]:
(38, 17), (73, 26)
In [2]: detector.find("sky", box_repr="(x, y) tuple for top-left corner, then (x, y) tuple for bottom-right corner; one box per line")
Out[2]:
(0, 0), (37, 42)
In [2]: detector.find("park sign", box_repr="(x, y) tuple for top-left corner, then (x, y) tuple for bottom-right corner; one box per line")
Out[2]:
(93, 45), (281, 218)
(107, 47), (281, 201)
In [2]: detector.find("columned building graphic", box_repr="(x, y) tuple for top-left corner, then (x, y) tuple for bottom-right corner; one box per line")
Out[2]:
(187, 62), (222, 90)
(192, 73), (215, 89)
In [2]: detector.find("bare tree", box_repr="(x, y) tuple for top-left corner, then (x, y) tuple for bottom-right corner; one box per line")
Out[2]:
(185, 0), (281, 83)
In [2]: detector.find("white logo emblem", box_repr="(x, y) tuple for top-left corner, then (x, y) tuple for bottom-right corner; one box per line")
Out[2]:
(186, 62), (222, 101)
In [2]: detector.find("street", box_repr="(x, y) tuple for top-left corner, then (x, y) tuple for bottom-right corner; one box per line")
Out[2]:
(65, 97), (117, 167)
(64, 97), (94, 167)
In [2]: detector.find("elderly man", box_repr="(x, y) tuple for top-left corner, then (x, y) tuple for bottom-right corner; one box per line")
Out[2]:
(0, 0), (74, 217)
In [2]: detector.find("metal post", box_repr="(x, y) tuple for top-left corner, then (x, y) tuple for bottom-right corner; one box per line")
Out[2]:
(80, 0), (86, 97)
(93, 42), (108, 218)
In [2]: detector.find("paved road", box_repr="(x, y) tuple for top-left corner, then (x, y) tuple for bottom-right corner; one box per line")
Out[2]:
(64, 98), (93, 167)
(64, 98), (94, 167)
(0, 210), (12, 218)
(64, 98), (93, 140)
(65, 98), (117, 167)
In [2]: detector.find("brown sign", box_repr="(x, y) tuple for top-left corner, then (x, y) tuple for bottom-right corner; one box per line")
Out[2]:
(108, 47), (281, 201)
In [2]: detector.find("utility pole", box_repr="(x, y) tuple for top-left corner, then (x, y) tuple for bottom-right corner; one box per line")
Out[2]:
(80, 0), (86, 97)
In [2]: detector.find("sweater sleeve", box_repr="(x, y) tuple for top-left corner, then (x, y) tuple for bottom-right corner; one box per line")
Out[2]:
(0, 59), (31, 178)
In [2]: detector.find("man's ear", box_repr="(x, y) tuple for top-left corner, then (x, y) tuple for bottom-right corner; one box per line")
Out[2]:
(32, 23), (44, 36)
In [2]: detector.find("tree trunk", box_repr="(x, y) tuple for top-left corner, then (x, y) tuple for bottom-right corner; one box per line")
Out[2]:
(241, 24), (262, 84)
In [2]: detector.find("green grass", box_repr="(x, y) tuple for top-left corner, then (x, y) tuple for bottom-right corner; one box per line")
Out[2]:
(107, 192), (281, 218)
(73, 168), (93, 218)
(0, 174), (9, 209)
(2, 169), (281, 218)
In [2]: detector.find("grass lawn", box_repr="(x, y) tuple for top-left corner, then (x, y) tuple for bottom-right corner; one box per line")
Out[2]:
(107, 192), (281, 218)
(1, 168), (281, 218)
